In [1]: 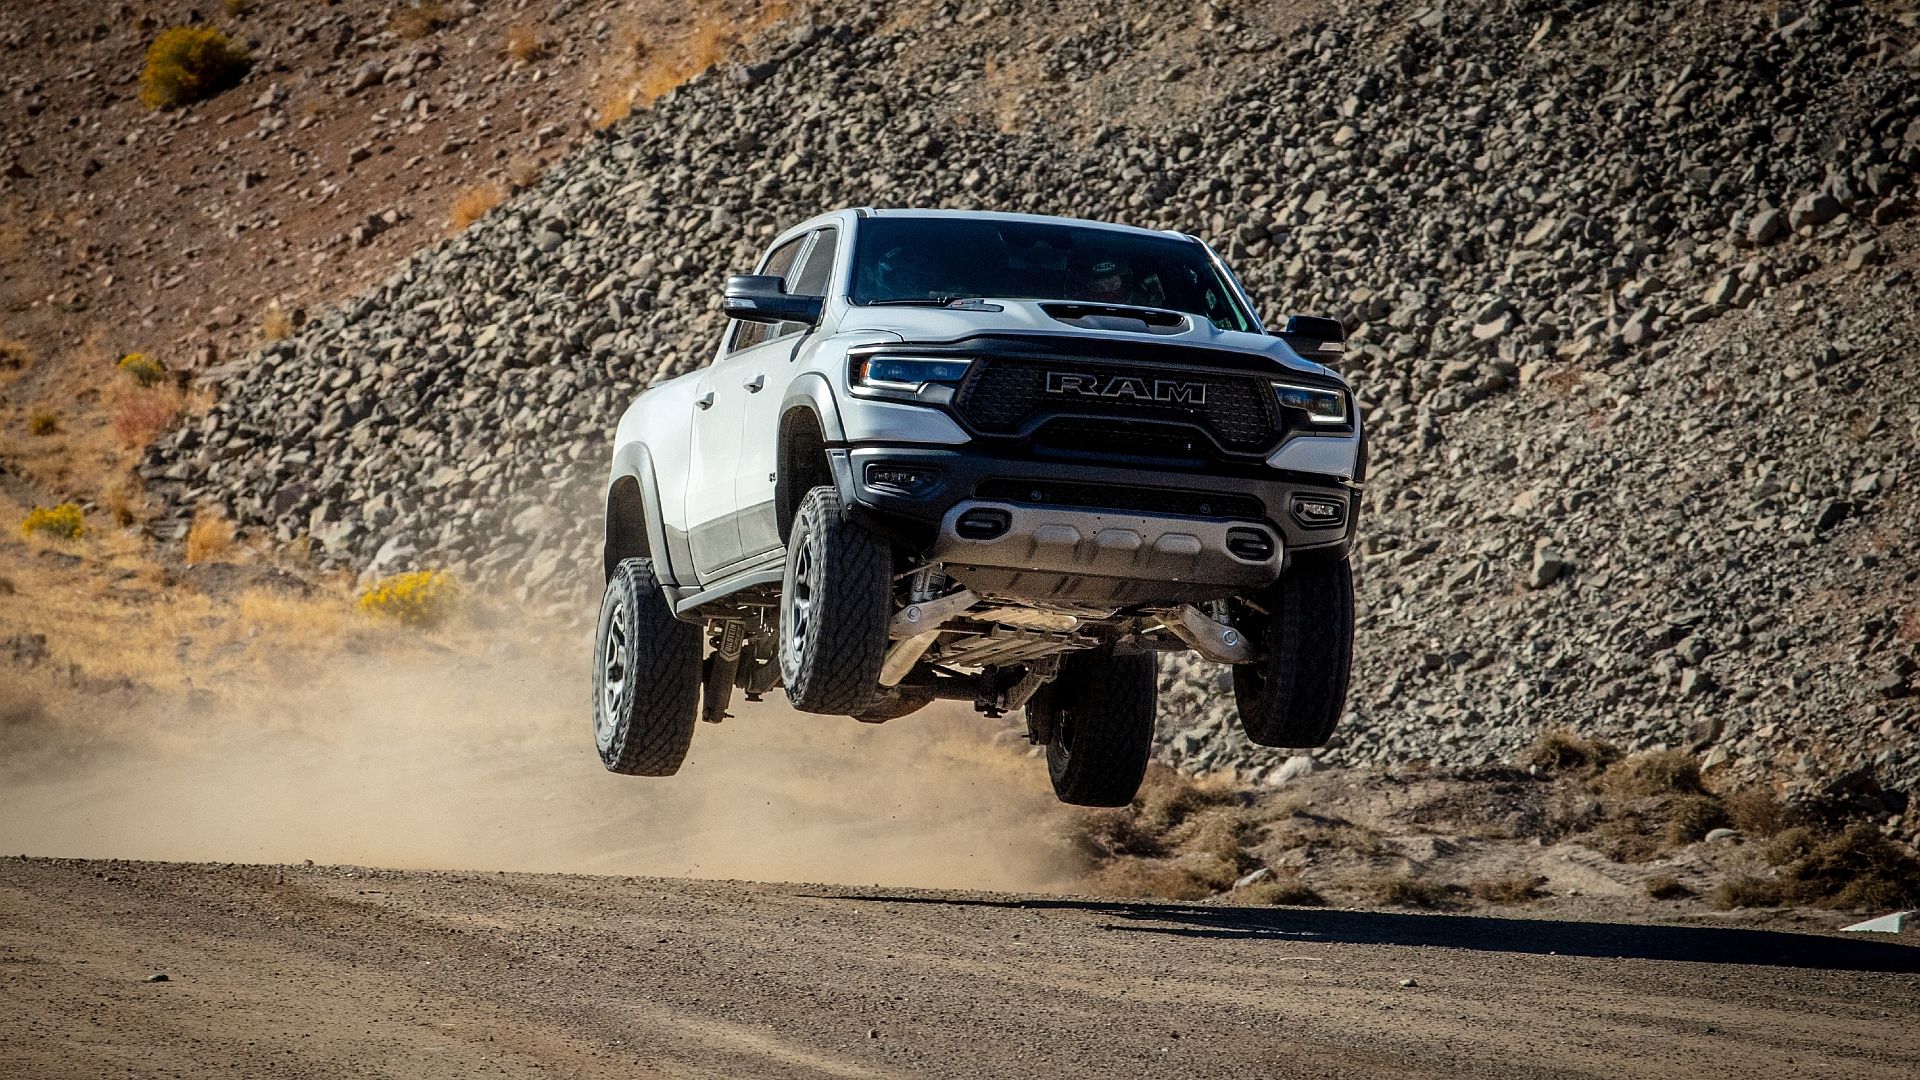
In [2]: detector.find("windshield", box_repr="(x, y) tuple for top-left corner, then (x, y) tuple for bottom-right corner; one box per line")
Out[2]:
(849, 217), (1257, 332)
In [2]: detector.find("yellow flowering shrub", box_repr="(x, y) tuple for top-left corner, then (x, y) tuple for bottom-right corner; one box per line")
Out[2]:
(358, 570), (459, 627)
(22, 503), (85, 541)
(140, 27), (251, 110)
(118, 352), (168, 387)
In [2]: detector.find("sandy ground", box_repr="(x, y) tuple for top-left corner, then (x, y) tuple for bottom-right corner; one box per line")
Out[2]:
(3, 858), (1918, 1080)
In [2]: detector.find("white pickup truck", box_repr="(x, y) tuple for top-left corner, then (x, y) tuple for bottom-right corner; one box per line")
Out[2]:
(593, 208), (1365, 806)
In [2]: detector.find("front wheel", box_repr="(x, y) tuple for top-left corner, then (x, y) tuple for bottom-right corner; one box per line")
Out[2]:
(593, 557), (702, 775)
(1231, 554), (1354, 748)
(778, 485), (892, 715)
(1027, 649), (1159, 807)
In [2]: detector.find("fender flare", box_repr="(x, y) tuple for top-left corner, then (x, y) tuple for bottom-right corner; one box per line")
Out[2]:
(607, 441), (681, 588)
(780, 371), (848, 445)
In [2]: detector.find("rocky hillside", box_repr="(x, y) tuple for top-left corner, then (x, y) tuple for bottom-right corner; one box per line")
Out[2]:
(143, 0), (1920, 794)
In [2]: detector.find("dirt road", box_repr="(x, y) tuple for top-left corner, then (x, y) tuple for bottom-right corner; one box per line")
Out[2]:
(4, 858), (1917, 1080)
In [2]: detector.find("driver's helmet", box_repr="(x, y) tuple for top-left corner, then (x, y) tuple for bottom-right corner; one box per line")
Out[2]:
(1075, 253), (1133, 304)
(874, 244), (942, 298)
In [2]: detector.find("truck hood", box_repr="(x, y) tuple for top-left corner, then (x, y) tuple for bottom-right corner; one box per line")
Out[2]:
(832, 299), (1340, 381)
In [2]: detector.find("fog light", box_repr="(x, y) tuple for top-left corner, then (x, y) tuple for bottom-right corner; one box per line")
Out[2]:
(866, 465), (938, 495)
(1292, 496), (1346, 529)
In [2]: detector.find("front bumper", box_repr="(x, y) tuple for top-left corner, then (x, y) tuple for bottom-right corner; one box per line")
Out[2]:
(835, 445), (1359, 600)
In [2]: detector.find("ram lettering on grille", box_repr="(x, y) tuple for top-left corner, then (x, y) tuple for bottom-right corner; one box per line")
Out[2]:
(1044, 371), (1207, 406)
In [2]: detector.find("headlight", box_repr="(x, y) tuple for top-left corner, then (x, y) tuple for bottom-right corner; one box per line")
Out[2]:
(851, 355), (974, 392)
(1272, 382), (1349, 425)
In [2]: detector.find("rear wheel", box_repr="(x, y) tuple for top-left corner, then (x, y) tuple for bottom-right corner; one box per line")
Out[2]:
(778, 486), (891, 715)
(1231, 554), (1354, 748)
(593, 557), (702, 775)
(1027, 649), (1159, 807)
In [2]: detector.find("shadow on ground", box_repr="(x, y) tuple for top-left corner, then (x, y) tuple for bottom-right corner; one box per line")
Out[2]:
(820, 893), (1920, 974)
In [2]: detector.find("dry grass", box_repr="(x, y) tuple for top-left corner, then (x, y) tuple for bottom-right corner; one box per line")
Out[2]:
(390, 3), (454, 40)
(449, 183), (508, 231)
(1523, 728), (1621, 773)
(185, 511), (237, 565)
(1785, 824), (1920, 909)
(100, 475), (143, 527)
(28, 411), (58, 436)
(1721, 786), (1789, 837)
(1468, 876), (1546, 904)
(1662, 794), (1729, 846)
(505, 24), (544, 63)
(592, 2), (792, 128)
(112, 388), (180, 449)
(1712, 875), (1784, 910)
(1236, 876), (1325, 906)
(0, 336), (33, 369)
(1644, 874), (1692, 900)
(261, 305), (294, 342)
(1600, 749), (1705, 798)
(1372, 873), (1464, 909)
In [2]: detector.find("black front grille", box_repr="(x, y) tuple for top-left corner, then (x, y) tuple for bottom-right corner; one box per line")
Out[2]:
(975, 477), (1267, 520)
(955, 356), (1279, 454)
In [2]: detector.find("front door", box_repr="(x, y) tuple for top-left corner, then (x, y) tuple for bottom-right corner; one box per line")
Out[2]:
(736, 226), (839, 561)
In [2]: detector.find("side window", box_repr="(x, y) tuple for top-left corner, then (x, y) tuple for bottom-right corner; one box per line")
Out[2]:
(773, 227), (838, 342)
(729, 235), (806, 354)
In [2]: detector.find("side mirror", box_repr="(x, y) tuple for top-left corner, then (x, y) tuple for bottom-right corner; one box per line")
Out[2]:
(1277, 314), (1345, 364)
(721, 274), (823, 326)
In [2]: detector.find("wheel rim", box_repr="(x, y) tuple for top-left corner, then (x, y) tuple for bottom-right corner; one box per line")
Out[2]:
(784, 522), (820, 663)
(595, 592), (630, 751)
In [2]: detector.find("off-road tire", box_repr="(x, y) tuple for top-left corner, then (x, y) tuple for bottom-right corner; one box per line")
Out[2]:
(1231, 553), (1354, 748)
(593, 557), (701, 775)
(1028, 649), (1159, 807)
(778, 485), (890, 715)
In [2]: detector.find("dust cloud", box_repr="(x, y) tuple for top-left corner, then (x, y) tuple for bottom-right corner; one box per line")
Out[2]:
(0, 637), (1086, 892)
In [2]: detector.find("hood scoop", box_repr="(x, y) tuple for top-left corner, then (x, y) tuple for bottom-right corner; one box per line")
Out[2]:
(1041, 302), (1191, 336)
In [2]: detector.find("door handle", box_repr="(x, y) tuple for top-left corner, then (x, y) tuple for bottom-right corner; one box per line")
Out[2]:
(695, 391), (714, 410)
(743, 374), (766, 393)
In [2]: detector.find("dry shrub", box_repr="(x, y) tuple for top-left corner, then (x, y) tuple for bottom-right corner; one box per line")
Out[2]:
(1523, 728), (1620, 773)
(1762, 826), (1821, 866)
(186, 511), (237, 564)
(1268, 814), (1389, 857)
(118, 352), (168, 387)
(28, 411), (58, 435)
(594, 2), (792, 127)
(450, 182), (508, 231)
(261, 305), (294, 342)
(1663, 795), (1730, 846)
(1468, 876), (1546, 904)
(1085, 859), (1215, 902)
(1237, 876), (1325, 906)
(358, 570), (459, 627)
(1712, 876), (1784, 910)
(101, 476), (143, 527)
(140, 27), (251, 110)
(1784, 824), (1920, 910)
(1645, 874), (1692, 900)
(0, 336), (33, 368)
(1721, 786), (1789, 837)
(1373, 874), (1464, 909)
(594, 84), (635, 130)
(1601, 749), (1705, 798)
(21, 504), (85, 541)
(113, 388), (180, 448)
(390, 3), (453, 40)
(505, 24), (544, 62)
(1136, 765), (1237, 833)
